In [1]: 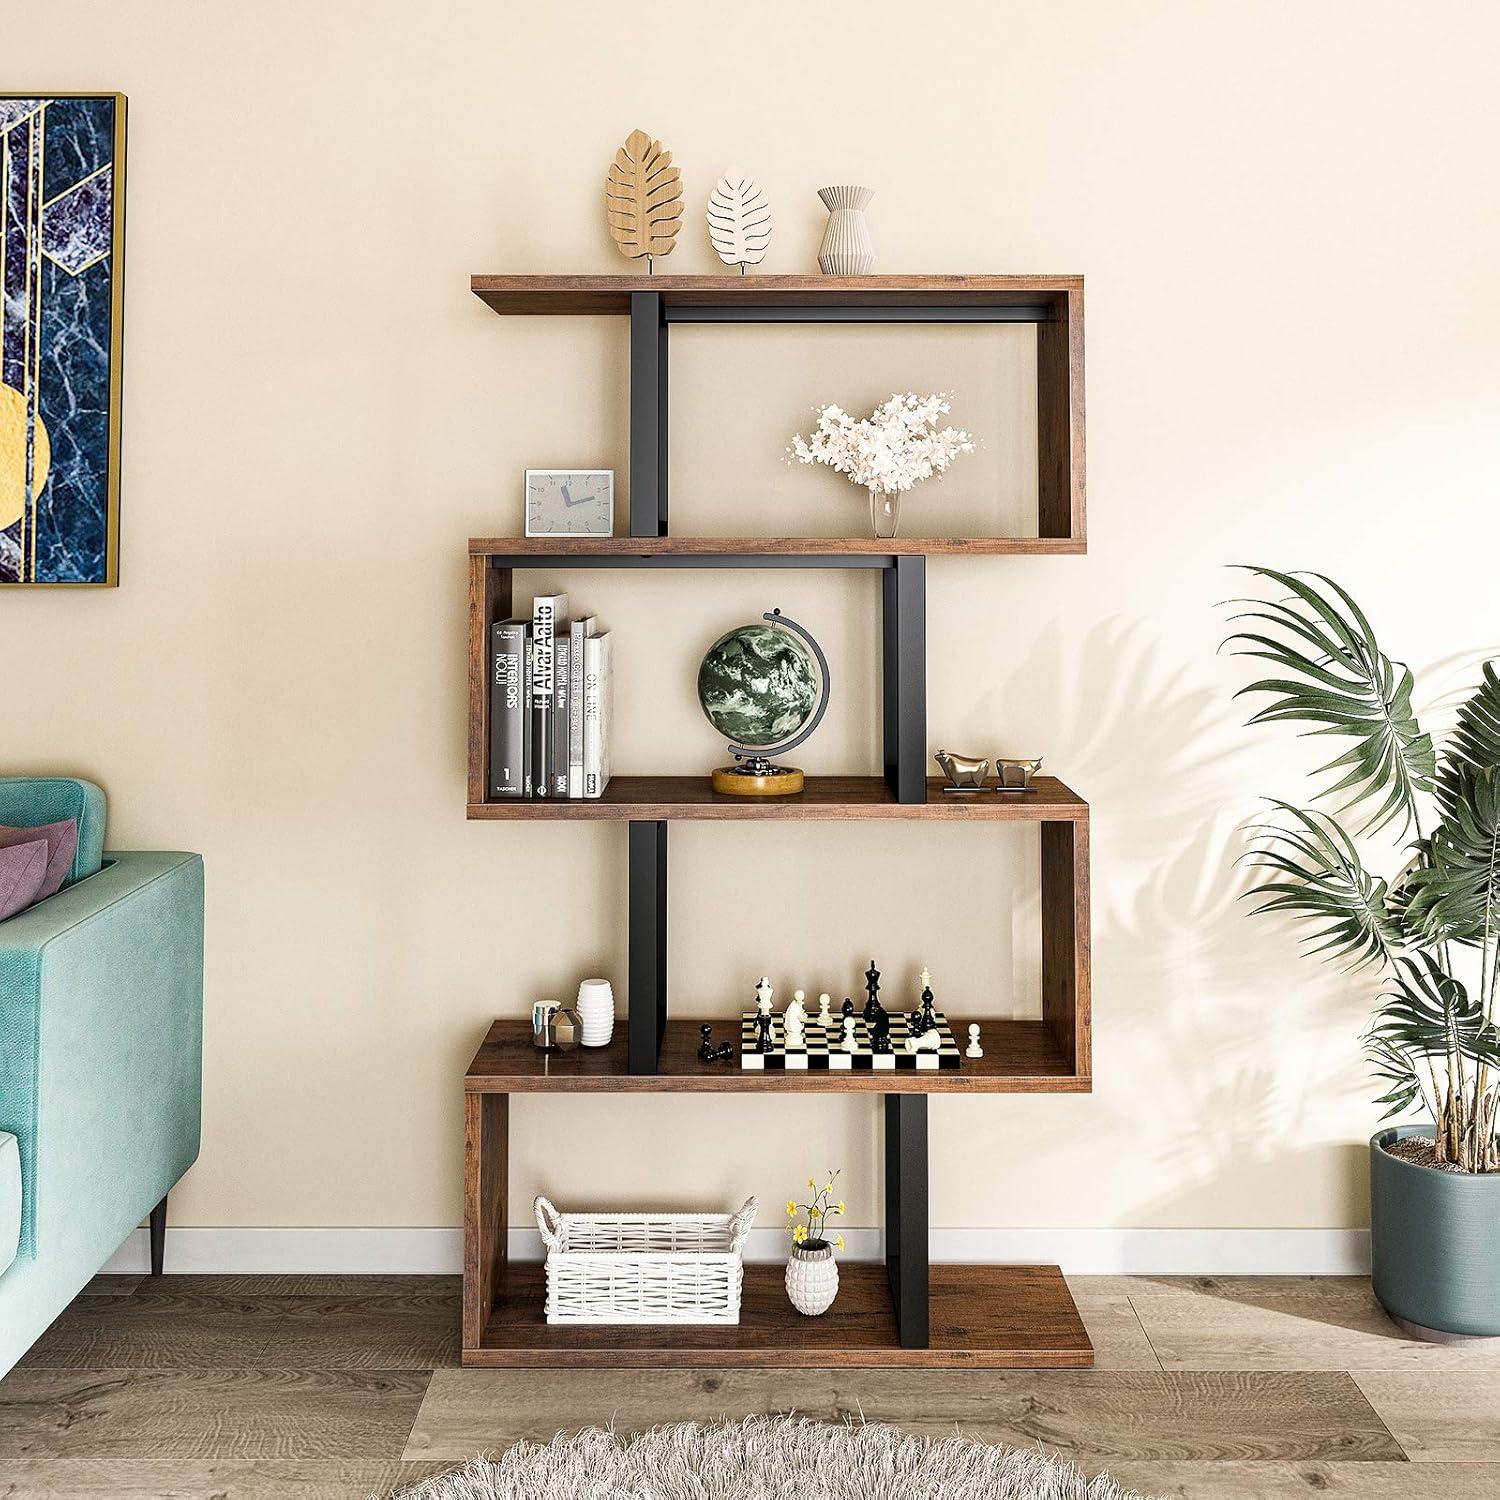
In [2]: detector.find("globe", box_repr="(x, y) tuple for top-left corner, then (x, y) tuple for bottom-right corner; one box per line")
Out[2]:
(698, 622), (818, 748)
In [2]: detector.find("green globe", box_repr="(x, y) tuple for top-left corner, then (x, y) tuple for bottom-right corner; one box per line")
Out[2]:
(698, 622), (818, 748)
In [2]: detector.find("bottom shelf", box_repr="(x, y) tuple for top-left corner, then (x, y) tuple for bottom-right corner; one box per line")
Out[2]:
(464, 1262), (1093, 1369)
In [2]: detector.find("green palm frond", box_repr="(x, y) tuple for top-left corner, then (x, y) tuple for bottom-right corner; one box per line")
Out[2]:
(1241, 802), (1405, 970)
(1438, 660), (1500, 814)
(1403, 766), (1500, 947)
(1224, 567), (1435, 835)
(1366, 953), (1500, 1073)
(1363, 1033), (1425, 1120)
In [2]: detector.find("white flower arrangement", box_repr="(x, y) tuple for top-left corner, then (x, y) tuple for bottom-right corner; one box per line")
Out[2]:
(790, 392), (974, 497)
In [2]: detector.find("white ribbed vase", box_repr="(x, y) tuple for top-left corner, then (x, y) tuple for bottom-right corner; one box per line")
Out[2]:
(576, 978), (615, 1048)
(816, 186), (874, 275)
(785, 1241), (840, 1315)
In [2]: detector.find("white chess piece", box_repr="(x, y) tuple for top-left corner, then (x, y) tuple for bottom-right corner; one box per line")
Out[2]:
(841, 1014), (859, 1053)
(755, 977), (774, 1017)
(784, 989), (807, 1049)
(817, 992), (833, 1029)
(904, 1028), (941, 1053)
(966, 1023), (984, 1059)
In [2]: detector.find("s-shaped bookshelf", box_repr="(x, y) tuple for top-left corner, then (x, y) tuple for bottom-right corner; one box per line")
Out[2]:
(463, 275), (1092, 1368)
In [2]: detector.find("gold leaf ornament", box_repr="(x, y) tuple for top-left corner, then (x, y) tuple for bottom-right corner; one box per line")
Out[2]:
(707, 173), (772, 273)
(605, 129), (683, 269)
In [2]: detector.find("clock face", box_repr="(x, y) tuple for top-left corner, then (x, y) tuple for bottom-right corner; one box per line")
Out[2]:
(525, 470), (614, 536)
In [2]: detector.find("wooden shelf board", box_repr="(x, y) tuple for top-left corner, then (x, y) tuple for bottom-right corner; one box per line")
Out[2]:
(465, 1262), (1092, 1368)
(471, 535), (1084, 558)
(465, 1017), (1087, 1095)
(472, 273), (1082, 316)
(468, 775), (1087, 823)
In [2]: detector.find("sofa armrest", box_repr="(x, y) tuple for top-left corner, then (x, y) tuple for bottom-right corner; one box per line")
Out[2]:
(0, 851), (204, 1258)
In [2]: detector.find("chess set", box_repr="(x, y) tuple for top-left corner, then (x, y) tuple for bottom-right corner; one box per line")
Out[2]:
(723, 962), (972, 1073)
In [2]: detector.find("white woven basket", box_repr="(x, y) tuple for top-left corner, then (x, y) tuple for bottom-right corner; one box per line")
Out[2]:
(534, 1195), (758, 1325)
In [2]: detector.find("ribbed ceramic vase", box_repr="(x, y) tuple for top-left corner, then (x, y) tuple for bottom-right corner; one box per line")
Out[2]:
(575, 978), (614, 1048)
(817, 186), (874, 275)
(785, 1241), (839, 1315)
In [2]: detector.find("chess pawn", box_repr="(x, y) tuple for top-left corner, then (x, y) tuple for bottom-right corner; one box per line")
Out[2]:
(784, 989), (808, 1050)
(817, 992), (833, 1028)
(966, 1023), (984, 1059)
(904, 1028), (941, 1053)
(698, 1023), (716, 1062)
(756, 1010), (775, 1054)
(840, 1014), (859, 1053)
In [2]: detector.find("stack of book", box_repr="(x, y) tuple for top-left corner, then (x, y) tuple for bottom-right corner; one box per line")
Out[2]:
(489, 592), (612, 799)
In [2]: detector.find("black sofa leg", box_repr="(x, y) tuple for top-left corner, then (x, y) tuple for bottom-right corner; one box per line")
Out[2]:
(149, 1194), (168, 1276)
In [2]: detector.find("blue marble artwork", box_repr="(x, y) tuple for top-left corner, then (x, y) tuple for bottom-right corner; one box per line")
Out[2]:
(0, 95), (123, 585)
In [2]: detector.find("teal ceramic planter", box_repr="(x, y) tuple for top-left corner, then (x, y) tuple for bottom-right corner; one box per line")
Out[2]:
(1370, 1125), (1500, 1339)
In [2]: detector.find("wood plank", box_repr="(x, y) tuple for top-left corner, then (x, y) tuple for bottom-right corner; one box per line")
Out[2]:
(78, 1274), (144, 1298)
(1354, 1372), (1500, 1460)
(251, 1288), (460, 1370)
(465, 1263), (1089, 1369)
(471, 273), (1082, 315)
(463, 1093), (508, 1349)
(1127, 1276), (1500, 1370)
(464, 1017), (1087, 1094)
(467, 555), (510, 806)
(414, 1366), (1395, 1462)
(1036, 282), (1086, 541)
(0, 1457), (449, 1498)
(467, 774), (1089, 823)
(1041, 818), (1091, 1074)
(469, 534), (1086, 556)
(170, 1273), (459, 1298)
(1106, 1462), (1500, 1498)
(1067, 1278), (1163, 1370)
(0, 1367), (431, 1461)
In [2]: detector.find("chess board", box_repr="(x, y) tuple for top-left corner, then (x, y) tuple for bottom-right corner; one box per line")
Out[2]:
(740, 1009), (962, 1071)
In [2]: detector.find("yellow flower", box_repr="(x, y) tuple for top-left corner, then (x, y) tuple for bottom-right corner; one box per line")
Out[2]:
(836, 1201), (846, 1215)
(808, 1177), (816, 1188)
(834, 1234), (845, 1251)
(785, 1201), (797, 1217)
(792, 1225), (807, 1243)
(824, 1181), (834, 1194)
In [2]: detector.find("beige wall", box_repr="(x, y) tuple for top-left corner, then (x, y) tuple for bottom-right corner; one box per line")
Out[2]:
(5, 0), (1498, 1237)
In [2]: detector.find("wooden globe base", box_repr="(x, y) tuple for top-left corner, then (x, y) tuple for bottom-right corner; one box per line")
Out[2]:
(711, 764), (805, 797)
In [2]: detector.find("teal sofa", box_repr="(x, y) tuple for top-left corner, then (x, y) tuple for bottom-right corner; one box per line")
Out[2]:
(0, 777), (203, 1379)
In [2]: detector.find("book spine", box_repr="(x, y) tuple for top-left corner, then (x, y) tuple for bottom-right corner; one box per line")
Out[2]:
(567, 618), (592, 799)
(529, 595), (563, 797)
(488, 620), (527, 798)
(550, 638), (570, 797)
(521, 633), (534, 796)
(583, 631), (612, 799)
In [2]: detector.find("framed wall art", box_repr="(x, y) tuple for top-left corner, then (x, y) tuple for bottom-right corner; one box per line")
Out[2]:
(1, 93), (126, 587)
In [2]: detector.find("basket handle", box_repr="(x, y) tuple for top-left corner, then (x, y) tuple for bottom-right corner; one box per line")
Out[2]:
(728, 1196), (758, 1253)
(534, 1195), (564, 1251)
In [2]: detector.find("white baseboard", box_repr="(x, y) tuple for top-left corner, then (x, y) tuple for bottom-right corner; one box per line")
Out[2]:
(101, 1225), (1371, 1276)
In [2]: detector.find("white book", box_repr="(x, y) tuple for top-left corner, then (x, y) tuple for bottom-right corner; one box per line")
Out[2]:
(567, 615), (596, 799)
(583, 631), (612, 799)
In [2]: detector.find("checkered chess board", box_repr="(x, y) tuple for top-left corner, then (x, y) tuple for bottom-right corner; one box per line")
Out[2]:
(739, 1009), (962, 1071)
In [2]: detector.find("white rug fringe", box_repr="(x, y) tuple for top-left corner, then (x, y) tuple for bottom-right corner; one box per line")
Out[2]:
(388, 1413), (1156, 1500)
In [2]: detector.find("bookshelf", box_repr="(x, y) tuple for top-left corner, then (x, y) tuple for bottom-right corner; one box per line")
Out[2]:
(463, 273), (1091, 1368)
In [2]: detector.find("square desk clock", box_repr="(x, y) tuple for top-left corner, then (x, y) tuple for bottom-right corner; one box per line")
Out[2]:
(524, 469), (614, 537)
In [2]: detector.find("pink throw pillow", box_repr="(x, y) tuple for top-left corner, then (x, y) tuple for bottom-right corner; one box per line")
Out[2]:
(0, 839), (50, 921)
(0, 818), (79, 902)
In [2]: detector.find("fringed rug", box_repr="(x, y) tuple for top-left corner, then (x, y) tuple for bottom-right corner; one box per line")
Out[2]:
(390, 1413), (1153, 1499)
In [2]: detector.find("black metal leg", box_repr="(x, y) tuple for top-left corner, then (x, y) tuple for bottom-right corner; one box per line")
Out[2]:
(149, 1193), (168, 1276)
(885, 1093), (930, 1347)
(882, 556), (927, 803)
(628, 820), (668, 1073)
(630, 292), (668, 536)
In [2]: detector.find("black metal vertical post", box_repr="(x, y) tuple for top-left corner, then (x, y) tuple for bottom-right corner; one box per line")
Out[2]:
(629, 292), (668, 537)
(885, 1093), (930, 1347)
(627, 820), (667, 1073)
(881, 555), (927, 803)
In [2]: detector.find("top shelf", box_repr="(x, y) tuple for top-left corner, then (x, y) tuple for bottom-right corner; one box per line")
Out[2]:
(471, 274), (1082, 317)
(471, 536), (1083, 560)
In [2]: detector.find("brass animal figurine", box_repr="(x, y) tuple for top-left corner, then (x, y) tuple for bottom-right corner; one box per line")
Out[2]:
(994, 756), (1042, 789)
(934, 749), (990, 789)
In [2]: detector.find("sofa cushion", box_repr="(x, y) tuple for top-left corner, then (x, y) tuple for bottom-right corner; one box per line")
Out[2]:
(0, 780), (105, 886)
(0, 821), (79, 904)
(0, 842), (49, 922)
(0, 1133), (18, 1276)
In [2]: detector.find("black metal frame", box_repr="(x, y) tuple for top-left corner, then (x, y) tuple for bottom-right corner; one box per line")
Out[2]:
(885, 1094), (930, 1346)
(627, 821), (668, 1075)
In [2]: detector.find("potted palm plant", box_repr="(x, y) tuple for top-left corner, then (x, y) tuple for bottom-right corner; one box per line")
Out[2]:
(1226, 568), (1500, 1340)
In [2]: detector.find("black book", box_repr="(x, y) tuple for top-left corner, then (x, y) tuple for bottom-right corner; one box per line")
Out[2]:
(528, 593), (568, 799)
(488, 619), (529, 798)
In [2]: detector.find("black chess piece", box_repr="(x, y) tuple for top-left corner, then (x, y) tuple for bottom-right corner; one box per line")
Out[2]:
(756, 1011), (774, 1054)
(708, 1041), (734, 1062)
(864, 960), (880, 1007)
(698, 1024), (717, 1062)
(842, 996), (855, 1019)
(920, 982), (936, 1033)
(870, 999), (892, 1053)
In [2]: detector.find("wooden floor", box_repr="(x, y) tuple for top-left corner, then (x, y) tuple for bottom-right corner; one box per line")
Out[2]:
(2, 1273), (1499, 1497)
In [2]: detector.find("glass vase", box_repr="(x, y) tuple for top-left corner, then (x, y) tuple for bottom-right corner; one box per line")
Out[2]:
(868, 488), (902, 539)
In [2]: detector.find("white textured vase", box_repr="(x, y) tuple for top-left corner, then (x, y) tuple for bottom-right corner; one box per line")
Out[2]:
(576, 978), (615, 1048)
(817, 186), (874, 275)
(785, 1242), (840, 1315)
